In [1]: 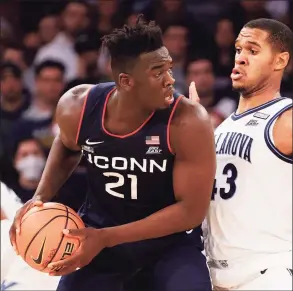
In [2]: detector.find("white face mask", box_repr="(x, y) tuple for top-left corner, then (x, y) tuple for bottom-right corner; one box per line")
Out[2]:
(15, 155), (45, 181)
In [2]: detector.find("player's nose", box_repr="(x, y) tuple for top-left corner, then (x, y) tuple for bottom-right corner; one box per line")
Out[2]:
(235, 53), (248, 65)
(165, 71), (175, 87)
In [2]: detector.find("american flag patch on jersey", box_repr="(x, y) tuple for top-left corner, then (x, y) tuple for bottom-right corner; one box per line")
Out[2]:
(146, 136), (160, 145)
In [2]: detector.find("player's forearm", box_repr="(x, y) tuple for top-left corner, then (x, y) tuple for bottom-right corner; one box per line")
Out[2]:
(102, 201), (205, 247)
(33, 136), (81, 202)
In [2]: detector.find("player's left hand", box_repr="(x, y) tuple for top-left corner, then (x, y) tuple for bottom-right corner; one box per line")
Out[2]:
(48, 227), (106, 276)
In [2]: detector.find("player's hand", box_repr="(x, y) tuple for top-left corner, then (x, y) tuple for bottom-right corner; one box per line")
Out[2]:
(9, 197), (43, 255)
(189, 81), (200, 103)
(48, 227), (106, 276)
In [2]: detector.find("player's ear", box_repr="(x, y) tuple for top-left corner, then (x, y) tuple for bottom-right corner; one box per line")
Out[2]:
(274, 52), (290, 71)
(119, 73), (133, 91)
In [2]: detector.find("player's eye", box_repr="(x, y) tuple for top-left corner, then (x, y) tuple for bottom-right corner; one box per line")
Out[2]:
(156, 71), (163, 78)
(235, 48), (241, 54)
(250, 49), (257, 55)
(168, 69), (173, 76)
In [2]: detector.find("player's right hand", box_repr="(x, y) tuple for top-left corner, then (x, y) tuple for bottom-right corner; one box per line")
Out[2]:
(189, 81), (200, 103)
(9, 197), (44, 255)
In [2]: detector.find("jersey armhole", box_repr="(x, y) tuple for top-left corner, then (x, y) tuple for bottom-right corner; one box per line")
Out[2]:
(75, 88), (91, 145)
(167, 95), (183, 155)
(264, 103), (293, 164)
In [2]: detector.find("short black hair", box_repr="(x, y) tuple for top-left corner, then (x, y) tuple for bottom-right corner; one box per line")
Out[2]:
(35, 60), (65, 76)
(0, 61), (22, 79)
(74, 30), (102, 55)
(184, 54), (213, 75)
(244, 18), (293, 59)
(101, 15), (164, 72)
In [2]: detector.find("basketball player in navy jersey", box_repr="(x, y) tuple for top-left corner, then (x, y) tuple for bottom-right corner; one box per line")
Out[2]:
(190, 19), (293, 290)
(10, 17), (216, 291)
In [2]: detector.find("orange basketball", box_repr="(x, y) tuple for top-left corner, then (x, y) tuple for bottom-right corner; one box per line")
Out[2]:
(16, 202), (85, 273)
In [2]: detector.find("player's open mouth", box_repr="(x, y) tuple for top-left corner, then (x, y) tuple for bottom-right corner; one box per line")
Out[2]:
(231, 68), (244, 81)
(165, 93), (174, 104)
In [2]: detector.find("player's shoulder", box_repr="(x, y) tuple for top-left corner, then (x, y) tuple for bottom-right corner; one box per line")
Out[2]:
(172, 94), (211, 127)
(58, 84), (93, 109)
(275, 101), (292, 133)
(275, 97), (292, 126)
(58, 82), (116, 107)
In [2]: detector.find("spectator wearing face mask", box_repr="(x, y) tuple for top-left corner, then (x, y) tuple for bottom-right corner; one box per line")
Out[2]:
(10, 137), (46, 203)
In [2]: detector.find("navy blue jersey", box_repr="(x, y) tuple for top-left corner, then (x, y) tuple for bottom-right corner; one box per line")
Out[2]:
(77, 82), (183, 227)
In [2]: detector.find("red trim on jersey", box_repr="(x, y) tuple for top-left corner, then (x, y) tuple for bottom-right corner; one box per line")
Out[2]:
(167, 95), (183, 155)
(75, 89), (90, 145)
(102, 88), (155, 138)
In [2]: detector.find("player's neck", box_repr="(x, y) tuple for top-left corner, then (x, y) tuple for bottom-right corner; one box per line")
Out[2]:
(110, 91), (153, 122)
(237, 87), (281, 115)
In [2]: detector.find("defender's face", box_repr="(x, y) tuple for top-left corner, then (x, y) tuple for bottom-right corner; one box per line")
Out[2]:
(231, 28), (275, 96)
(132, 47), (175, 110)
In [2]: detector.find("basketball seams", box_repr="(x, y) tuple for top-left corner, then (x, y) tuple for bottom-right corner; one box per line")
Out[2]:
(40, 205), (69, 271)
(23, 215), (81, 271)
(21, 207), (83, 226)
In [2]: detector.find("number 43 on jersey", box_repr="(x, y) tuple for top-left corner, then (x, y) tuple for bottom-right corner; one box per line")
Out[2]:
(212, 163), (238, 200)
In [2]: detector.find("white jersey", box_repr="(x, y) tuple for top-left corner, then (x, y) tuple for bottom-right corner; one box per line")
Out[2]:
(205, 97), (293, 287)
(1, 220), (60, 290)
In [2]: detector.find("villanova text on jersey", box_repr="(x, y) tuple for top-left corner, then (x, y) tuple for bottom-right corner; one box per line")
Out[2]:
(215, 132), (253, 163)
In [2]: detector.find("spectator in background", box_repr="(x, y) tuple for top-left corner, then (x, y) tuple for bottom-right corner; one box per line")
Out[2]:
(13, 60), (65, 154)
(0, 62), (30, 160)
(2, 42), (35, 92)
(94, 0), (123, 36)
(163, 23), (189, 93)
(226, 0), (272, 34)
(185, 56), (237, 128)
(213, 18), (236, 91)
(143, 0), (191, 28)
(12, 59), (87, 212)
(23, 60), (65, 122)
(34, 1), (90, 82)
(38, 14), (60, 45)
(74, 30), (102, 83)
(11, 137), (46, 203)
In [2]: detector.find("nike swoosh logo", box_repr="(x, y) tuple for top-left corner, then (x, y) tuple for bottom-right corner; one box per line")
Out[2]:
(85, 139), (104, 145)
(32, 237), (46, 264)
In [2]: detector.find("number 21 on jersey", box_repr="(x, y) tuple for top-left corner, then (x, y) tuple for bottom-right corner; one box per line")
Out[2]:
(103, 172), (138, 199)
(212, 163), (238, 200)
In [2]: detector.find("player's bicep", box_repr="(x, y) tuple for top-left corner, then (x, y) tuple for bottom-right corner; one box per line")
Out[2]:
(172, 104), (216, 217)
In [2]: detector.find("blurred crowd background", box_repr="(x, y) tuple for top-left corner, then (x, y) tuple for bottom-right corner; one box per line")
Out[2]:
(1, 0), (293, 214)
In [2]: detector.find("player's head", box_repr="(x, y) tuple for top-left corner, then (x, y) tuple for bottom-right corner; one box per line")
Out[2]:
(102, 15), (175, 110)
(231, 18), (293, 96)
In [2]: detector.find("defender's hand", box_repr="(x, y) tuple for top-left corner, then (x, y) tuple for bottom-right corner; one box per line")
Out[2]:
(9, 198), (43, 254)
(189, 81), (200, 102)
(48, 227), (106, 276)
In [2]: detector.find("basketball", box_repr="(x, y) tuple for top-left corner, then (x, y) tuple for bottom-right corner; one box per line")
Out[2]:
(15, 202), (85, 273)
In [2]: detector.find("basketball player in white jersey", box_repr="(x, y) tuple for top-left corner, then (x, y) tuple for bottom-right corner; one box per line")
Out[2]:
(190, 18), (292, 290)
